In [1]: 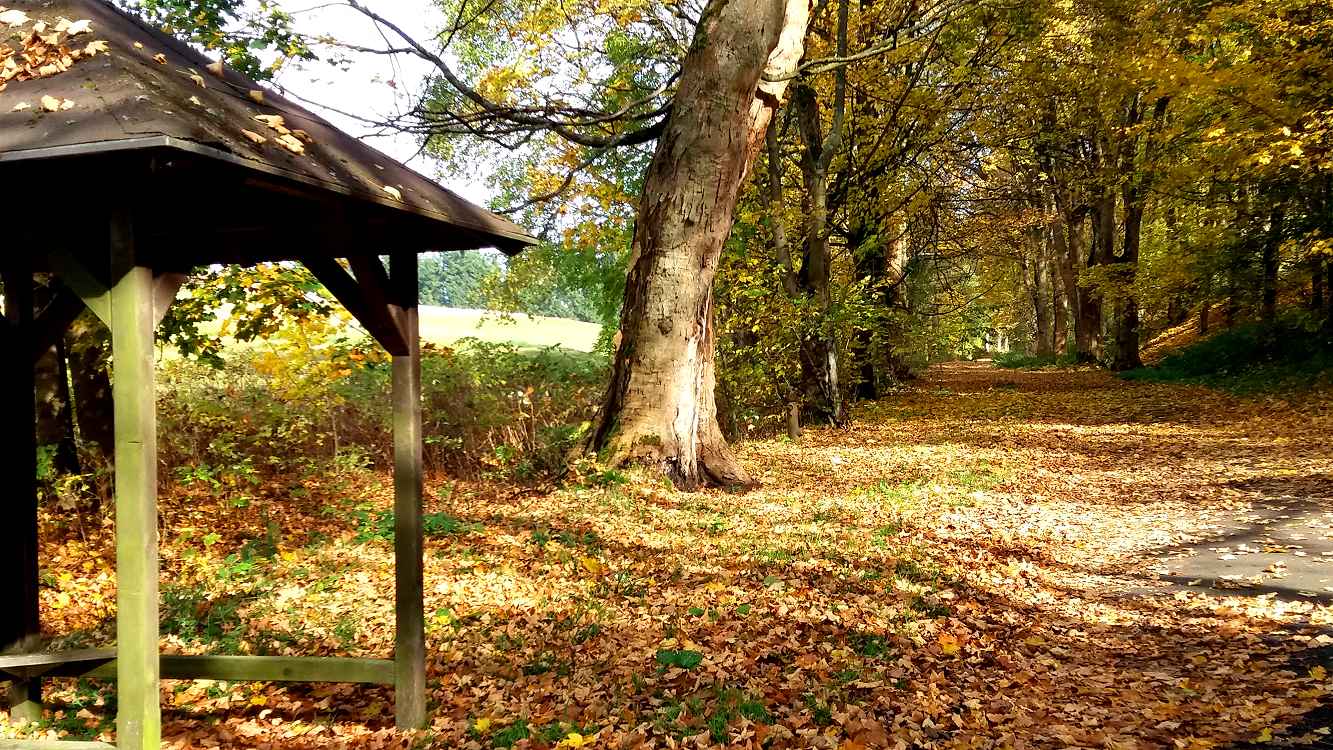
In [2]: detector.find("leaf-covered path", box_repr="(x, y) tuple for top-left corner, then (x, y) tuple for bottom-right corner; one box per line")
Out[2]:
(11, 362), (1333, 749)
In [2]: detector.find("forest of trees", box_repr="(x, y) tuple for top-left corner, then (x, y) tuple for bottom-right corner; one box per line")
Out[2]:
(80, 0), (1333, 486)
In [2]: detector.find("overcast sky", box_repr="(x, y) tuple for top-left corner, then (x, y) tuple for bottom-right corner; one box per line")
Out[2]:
(269, 0), (492, 206)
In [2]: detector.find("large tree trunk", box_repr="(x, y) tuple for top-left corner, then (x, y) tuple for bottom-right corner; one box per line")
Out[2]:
(584, 0), (809, 489)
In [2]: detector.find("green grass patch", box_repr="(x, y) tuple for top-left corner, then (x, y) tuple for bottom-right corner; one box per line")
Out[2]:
(354, 509), (481, 543)
(994, 351), (1080, 369)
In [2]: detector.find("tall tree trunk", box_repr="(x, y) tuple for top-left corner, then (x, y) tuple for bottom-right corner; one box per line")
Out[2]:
(763, 115), (803, 434)
(1049, 223), (1067, 355)
(1079, 192), (1115, 362)
(1311, 256), (1325, 312)
(584, 0), (809, 489)
(794, 83), (843, 425)
(1109, 197), (1143, 370)
(850, 217), (883, 401)
(1261, 206), (1284, 323)
(1024, 232), (1052, 356)
(1050, 209), (1083, 355)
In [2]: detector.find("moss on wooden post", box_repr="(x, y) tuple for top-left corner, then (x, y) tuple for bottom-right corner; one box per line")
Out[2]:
(391, 252), (425, 729)
(108, 211), (161, 750)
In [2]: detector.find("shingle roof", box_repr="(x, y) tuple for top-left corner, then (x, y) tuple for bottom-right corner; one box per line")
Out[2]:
(0, 0), (535, 253)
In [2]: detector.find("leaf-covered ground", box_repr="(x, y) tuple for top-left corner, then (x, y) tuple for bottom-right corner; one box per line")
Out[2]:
(8, 362), (1333, 749)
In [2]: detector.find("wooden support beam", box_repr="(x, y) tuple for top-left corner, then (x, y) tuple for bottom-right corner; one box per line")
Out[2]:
(301, 257), (409, 356)
(390, 251), (425, 730)
(0, 651), (393, 685)
(30, 285), (86, 365)
(347, 255), (406, 336)
(92, 655), (394, 684)
(152, 272), (188, 327)
(0, 260), (42, 725)
(47, 251), (109, 327)
(0, 740), (116, 749)
(107, 210), (160, 750)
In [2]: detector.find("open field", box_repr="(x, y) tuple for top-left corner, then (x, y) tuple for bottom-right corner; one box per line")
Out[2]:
(418, 307), (602, 353)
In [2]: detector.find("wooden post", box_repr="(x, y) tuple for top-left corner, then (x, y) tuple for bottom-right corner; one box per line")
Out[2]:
(390, 252), (425, 729)
(108, 211), (161, 750)
(0, 261), (41, 724)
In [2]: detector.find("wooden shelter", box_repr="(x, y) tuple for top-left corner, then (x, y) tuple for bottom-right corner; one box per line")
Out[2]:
(0, 1), (534, 747)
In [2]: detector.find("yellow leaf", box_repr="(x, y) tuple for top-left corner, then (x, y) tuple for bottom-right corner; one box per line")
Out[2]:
(206, 60), (224, 77)
(277, 133), (305, 155)
(1311, 665), (1327, 681)
(249, 89), (264, 104)
(473, 717), (492, 733)
(40, 95), (60, 112)
(12, 102), (30, 112)
(382, 185), (402, 201)
(65, 18), (92, 35)
(938, 632), (961, 656)
(581, 556), (607, 577)
(84, 40), (108, 56)
(153, 53), (167, 65)
(249, 695), (267, 706)
(189, 71), (205, 88)
(558, 732), (590, 748)
(241, 129), (266, 145)
(1256, 728), (1272, 742)
(52, 591), (71, 608)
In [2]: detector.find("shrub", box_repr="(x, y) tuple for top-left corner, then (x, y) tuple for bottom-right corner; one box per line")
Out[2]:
(157, 337), (606, 483)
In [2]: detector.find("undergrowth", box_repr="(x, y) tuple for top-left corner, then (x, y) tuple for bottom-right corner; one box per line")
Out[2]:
(1121, 315), (1333, 393)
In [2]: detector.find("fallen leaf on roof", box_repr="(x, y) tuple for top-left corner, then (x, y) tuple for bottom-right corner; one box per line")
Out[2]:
(241, 129), (267, 145)
(277, 133), (305, 155)
(84, 40), (108, 56)
(63, 18), (91, 35)
(248, 89), (264, 104)
(382, 185), (402, 201)
(188, 95), (202, 106)
(153, 53), (166, 65)
(133, 41), (143, 49)
(206, 60), (223, 77)
(0, 8), (29, 26)
(60, 97), (73, 110)
(40, 94), (60, 112)
(32, 20), (46, 33)
(11, 101), (29, 111)
(291, 129), (311, 143)
(188, 71), (205, 88)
